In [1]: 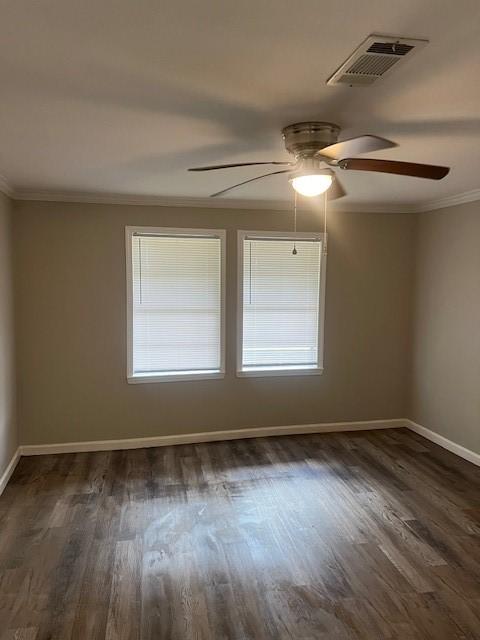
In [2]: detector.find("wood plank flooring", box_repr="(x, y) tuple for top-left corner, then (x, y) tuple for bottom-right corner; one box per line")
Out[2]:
(0, 428), (479, 639)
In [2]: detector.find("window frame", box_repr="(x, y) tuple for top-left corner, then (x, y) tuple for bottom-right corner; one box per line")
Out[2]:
(236, 229), (327, 378)
(126, 226), (226, 383)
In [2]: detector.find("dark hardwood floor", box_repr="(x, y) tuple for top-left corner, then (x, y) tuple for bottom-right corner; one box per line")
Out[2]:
(1, 428), (479, 639)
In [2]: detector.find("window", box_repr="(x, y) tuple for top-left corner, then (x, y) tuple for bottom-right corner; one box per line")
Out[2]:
(237, 230), (326, 377)
(126, 227), (225, 382)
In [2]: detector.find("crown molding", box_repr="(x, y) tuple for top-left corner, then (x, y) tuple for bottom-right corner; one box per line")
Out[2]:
(0, 174), (13, 197)
(12, 188), (417, 213)
(13, 189), (296, 211)
(9, 186), (480, 214)
(414, 189), (480, 212)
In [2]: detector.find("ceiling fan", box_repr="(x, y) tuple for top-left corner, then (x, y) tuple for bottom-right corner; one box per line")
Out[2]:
(188, 122), (450, 199)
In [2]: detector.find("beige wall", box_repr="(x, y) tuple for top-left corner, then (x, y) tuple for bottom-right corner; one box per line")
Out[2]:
(9, 198), (480, 456)
(13, 200), (415, 445)
(411, 202), (480, 454)
(0, 193), (17, 476)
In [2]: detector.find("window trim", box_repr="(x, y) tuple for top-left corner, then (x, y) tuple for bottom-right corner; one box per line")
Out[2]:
(125, 226), (226, 383)
(236, 230), (327, 378)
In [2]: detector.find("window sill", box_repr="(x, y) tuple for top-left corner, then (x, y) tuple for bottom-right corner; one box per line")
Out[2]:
(236, 366), (324, 378)
(128, 370), (224, 384)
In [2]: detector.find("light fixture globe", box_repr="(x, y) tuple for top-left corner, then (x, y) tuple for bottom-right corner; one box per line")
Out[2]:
(291, 173), (333, 197)
(289, 161), (334, 197)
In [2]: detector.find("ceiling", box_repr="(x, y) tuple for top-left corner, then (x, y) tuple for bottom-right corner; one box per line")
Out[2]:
(1, 0), (479, 207)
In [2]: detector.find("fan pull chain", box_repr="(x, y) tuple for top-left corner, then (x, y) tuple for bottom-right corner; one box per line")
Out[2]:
(323, 190), (328, 256)
(292, 191), (298, 255)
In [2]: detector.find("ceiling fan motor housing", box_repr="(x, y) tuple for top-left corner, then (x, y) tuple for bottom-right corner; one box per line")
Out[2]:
(288, 158), (333, 179)
(282, 122), (340, 159)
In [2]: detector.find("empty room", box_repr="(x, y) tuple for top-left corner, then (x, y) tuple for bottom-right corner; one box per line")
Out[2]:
(0, 1), (479, 638)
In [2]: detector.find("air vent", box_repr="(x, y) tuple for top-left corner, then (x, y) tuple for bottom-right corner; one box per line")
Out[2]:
(327, 35), (428, 87)
(367, 42), (414, 56)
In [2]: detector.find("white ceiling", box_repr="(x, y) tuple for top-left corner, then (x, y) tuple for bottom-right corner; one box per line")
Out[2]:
(1, 0), (480, 207)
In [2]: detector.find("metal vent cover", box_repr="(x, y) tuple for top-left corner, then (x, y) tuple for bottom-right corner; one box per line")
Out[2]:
(327, 35), (428, 87)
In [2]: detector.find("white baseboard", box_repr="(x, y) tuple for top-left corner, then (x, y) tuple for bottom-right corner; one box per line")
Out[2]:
(19, 419), (406, 456)
(7, 419), (478, 492)
(406, 420), (480, 467)
(0, 448), (21, 496)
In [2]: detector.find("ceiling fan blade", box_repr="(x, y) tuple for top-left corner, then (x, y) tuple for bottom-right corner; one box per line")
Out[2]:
(318, 135), (397, 161)
(329, 176), (347, 200)
(189, 161), (292, 171)
(338, 158), (450, 180)
(210, 169), (291, 197)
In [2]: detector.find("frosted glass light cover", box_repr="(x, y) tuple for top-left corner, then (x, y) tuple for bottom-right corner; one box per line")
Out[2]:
(291, 173), (333, 197)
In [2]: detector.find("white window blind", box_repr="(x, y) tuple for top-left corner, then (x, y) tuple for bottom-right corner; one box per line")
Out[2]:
(239, 233), (325, 374)
(128, 229), (224, 381)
